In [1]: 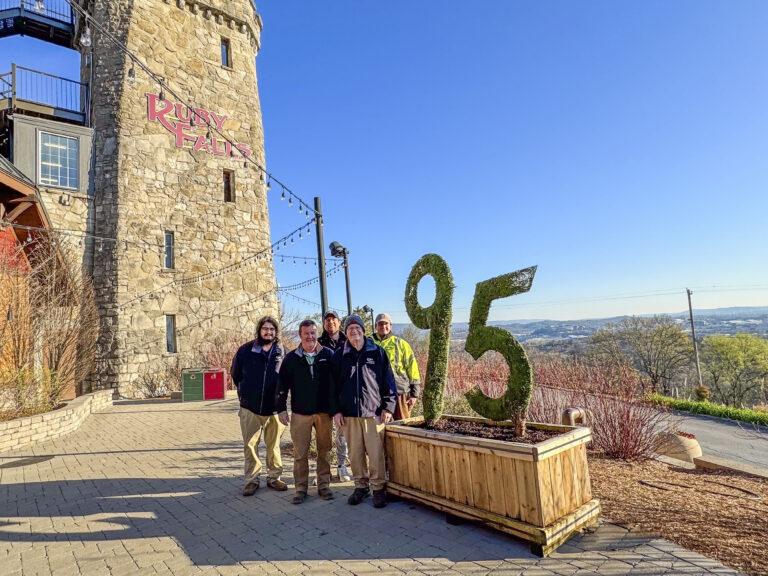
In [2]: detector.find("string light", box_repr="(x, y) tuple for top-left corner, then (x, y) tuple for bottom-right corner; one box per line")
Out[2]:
(63, 0), (321, 220)
(127, 64), (135, 83)
(80, 23), (92, 48)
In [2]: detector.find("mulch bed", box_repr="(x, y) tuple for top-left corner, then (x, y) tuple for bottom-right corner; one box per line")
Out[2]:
(422, 419), (563, 444)
(589, 453), (768, 576)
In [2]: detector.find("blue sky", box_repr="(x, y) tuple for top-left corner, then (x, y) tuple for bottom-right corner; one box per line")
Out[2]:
(2, 1), (767, 322)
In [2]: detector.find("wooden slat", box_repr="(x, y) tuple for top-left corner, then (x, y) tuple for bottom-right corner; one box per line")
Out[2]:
(537, 458), (556, 526)
(516, 460), (542, 526)
(561, 447), (579, 511)
(430, 445), (446, 498)
(394, 437), (409, 486)
(407, 439), (420, 489)
(385, 434), (397, 482)
(469, 450), (489, 511)
(549, 453), (566, 521)
(417, 441), (433, 493)
(501, 456), (521, 520)
(485, 453), (506, 516)
(442, 444), (459, 502)
(456, 447), (474, 506)
(575, 443), (591, 502)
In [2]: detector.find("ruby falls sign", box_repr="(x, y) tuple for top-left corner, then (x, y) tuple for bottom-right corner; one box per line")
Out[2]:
(146, 93), (252, 158)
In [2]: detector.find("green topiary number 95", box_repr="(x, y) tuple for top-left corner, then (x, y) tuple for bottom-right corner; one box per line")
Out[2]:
(404, 254), (537, 435)
(404, 254), (454, 426)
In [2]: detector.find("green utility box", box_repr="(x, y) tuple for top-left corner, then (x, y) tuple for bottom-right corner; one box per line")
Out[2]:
(182, 369), (204, 401)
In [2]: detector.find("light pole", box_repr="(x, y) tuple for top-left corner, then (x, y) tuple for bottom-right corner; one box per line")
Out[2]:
(329, 241), (352, 316)
(362, 305), (374, 335)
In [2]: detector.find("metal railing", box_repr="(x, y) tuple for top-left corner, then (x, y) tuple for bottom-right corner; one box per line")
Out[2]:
(0, 0), (73, 24)
(1, 64), (88, 117)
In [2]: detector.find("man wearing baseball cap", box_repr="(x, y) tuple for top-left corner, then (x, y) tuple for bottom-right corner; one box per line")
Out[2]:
(373, 313), (421, 421)
(330, 315), (396, 508)
(318, 310), (351, 482)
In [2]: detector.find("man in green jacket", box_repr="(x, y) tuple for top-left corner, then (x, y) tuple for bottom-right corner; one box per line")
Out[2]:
(372, 313), (421, 420)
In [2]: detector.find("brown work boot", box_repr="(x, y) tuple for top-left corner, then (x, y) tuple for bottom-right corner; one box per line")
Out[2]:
(291, 491), (307, 505)
(266, 479), (288, 491)
(347, 487), (370, 505)
(372, 489), (387, 508)
(242, 482), (259, 497)
(318, 488), (335, 500)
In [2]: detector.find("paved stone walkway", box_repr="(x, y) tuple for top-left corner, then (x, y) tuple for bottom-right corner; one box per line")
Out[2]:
(0, 399), (745, 575)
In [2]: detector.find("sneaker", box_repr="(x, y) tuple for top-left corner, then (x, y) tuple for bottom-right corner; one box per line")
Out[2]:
(373, 489), (387, 508)
(318, 488), (335, 500)
(267, 479), (288, 491)
(242, 482), (259, 497)
(291, 491), (307, 505)
(347, 487), (370, 505)
(337, 465), (351, 482)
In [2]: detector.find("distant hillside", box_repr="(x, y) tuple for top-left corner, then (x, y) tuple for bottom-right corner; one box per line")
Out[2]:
(392, 306), (768, 342)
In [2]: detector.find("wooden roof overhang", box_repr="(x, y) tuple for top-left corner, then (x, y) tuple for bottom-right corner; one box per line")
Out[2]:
(0, 157), (51, 269)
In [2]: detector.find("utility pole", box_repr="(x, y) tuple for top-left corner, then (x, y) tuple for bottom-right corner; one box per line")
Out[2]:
(687, 288), (704, 388)
(314, 197), (328, 314)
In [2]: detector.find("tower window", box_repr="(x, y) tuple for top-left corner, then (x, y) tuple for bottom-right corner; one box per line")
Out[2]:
(223, 169), (235, 202)
(166, 315), (177, 354)
(164, 232), (174, 269)
(221, 37), (231, 68)
(39, 132), (79, 189)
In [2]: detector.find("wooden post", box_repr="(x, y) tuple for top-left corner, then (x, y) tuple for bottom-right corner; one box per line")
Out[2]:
(687, 288), (704, 389)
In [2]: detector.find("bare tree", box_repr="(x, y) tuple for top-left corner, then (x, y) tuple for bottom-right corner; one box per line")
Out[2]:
(589, 315), (693, 395)
(0, 232), (99, 418)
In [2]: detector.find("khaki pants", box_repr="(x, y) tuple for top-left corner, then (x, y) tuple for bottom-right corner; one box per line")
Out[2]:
(290, 413), (333, 493)
(343, 416), (386, 491)
(239, 408), (285, 486)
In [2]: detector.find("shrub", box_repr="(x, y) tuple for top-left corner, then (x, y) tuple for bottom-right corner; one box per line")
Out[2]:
(648, 394), (768, 426)
(693, 385), (712, 402)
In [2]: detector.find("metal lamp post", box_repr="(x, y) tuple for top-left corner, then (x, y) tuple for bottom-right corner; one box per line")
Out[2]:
(329, 241), (352, 316)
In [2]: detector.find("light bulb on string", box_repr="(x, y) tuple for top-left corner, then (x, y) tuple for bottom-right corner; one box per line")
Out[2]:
(288, 197), (293, 207)
(299, 232), (302, 240)
(280, 188), (285, 201)
(128, 64), (136, 83)
(80, 23), (92, 48)
(290, 236), (294, 245)
(206, 127), (211, 139)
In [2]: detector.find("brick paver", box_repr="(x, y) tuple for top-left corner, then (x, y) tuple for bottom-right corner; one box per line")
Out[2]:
(0, 398), (746, 575)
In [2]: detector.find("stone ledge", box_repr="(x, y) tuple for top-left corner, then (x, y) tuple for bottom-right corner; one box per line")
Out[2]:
(694, 455), (768, 480)
(0, 390), (114, 454)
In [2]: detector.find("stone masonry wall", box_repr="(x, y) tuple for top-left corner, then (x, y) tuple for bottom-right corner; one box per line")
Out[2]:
(86, 0), (277, 394)
(0, 389), (113, 453)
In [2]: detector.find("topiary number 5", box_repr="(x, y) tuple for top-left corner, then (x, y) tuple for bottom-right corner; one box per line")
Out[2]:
(464, 267), (537, 431)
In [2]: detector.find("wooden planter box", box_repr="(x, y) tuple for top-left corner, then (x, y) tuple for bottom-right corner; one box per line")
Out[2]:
(385, 415), (600, 556)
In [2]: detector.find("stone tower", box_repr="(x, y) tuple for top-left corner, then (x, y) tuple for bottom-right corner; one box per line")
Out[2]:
(82, 0), (278, 392)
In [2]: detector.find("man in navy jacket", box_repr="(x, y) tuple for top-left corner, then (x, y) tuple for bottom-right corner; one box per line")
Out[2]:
(230, 316), (287, 496)
(330, 315), (396, 508)
(276, 319), (335, 504)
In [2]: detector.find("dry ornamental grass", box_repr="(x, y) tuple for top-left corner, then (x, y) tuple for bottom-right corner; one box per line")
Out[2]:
(589, 453), (768, 576)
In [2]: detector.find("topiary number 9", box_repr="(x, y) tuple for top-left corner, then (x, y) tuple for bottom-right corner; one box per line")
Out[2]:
(465, 267), (537, 436)
(404, 254), (454, 425)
